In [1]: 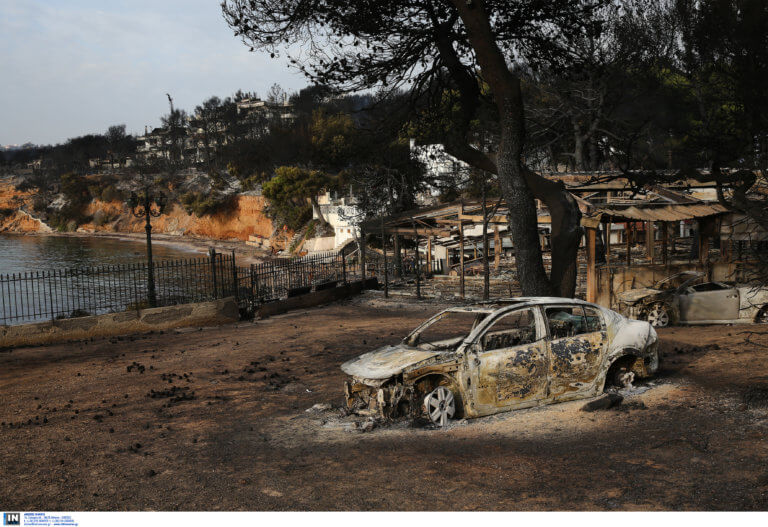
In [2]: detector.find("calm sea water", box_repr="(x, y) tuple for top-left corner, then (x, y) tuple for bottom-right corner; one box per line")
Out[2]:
(0, 234), (207, 325)
(0, 234), (199, 276)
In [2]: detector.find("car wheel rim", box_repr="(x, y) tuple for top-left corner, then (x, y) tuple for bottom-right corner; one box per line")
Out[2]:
(647, 306), (669, 327)
(424, 386), (455, 427)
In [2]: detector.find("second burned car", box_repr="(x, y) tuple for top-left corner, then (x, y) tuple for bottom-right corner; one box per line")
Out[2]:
(342, 297), (659, 426)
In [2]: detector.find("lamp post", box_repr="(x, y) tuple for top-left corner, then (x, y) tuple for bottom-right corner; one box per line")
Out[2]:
(127, 187), (167, 307)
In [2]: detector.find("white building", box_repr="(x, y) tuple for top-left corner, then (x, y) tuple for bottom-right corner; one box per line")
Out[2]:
(314, 190), (361, 249)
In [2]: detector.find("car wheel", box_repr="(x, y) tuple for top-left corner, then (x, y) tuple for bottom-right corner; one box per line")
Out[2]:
(606, 358), (636, 390)
(646, 303), (671, 327)
(423, 386), (456, 427)
(756, 306), (768, 324)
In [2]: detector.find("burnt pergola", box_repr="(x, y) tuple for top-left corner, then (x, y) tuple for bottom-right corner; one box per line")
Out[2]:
(359, 176), (754, 304)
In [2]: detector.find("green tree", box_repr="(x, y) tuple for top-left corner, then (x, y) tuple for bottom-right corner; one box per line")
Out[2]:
(261, 166), (338, 231)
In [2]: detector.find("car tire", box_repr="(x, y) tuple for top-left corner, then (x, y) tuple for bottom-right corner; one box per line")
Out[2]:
(645, 302), (673, 327)
(756, 306), (768, 324)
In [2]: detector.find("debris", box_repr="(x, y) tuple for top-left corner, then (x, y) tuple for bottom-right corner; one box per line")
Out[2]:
(261, 488), (283, 497)
(743, 385), (768, 408)
(580, 393), (624, 412)
(306, 403), (332, 413)
(361, 419), (376, 433)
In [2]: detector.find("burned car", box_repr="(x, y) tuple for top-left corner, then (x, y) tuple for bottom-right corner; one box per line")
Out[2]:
(342, 298), (659, 426)
(617, 271), (768, 327)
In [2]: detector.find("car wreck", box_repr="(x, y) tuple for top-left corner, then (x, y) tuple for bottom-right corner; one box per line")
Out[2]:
(617, 271), (768, 327)
(341, 298), (659, 426)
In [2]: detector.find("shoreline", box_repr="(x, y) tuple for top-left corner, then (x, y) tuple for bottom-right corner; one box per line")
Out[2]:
(1, 230), (272, 265)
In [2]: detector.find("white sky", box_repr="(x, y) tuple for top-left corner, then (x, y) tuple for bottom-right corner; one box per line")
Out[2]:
(0, 0), (307, 145)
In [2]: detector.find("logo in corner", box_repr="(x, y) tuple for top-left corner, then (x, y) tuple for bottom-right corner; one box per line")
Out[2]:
(3, 513), (20, 526)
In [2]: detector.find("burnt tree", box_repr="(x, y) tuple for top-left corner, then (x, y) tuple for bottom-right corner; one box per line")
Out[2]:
(222, 0), (606, 296)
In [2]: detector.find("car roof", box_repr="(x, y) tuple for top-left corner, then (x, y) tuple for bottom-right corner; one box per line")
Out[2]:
(446, 297), (597, 314)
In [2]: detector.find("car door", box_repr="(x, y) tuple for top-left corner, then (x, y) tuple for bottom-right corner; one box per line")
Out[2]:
(468, 307), (548, 412)
(677, 282), (739, 321)
(544, 305), (607, 400)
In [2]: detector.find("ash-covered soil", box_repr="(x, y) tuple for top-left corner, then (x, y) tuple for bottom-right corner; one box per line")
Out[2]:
(1, 295), (767, 510)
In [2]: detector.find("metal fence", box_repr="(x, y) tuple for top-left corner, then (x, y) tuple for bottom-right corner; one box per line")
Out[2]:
(0, 252), (238, 326)
(0, 249), (363, 326)
(235, 250), (360, 306)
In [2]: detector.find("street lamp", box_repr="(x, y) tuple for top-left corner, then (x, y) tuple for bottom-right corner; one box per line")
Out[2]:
(127, 187), (167, 307)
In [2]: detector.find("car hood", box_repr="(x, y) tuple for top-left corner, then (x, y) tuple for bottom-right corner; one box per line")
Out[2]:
(341, 345), (441, 381)
(617, 288), (661, 304)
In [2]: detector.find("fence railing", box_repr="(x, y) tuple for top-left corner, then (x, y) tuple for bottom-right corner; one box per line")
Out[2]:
(0, 252), (238, 326)
(0, 248), (364, 326)
(235, 250), (361, 306)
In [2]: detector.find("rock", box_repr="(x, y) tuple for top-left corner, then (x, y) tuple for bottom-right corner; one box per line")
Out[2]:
(580, 393), (624, 412)
(361, 420), (376, 433)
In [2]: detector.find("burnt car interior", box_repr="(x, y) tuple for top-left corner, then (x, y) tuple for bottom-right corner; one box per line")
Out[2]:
(545, 306), (603, 339)
(480, 309), (537, 350)
(406, 311), (487, 351)
(545, 307), (586, 338)
(685, 282), (730, 293)
(654, 272), (703, 291)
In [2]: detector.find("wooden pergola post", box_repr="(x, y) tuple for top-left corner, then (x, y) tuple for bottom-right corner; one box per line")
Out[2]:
(625, 222), (632, 267)
(359, 226), (366, 281)
(493, 225), (501, 270)
(662, 221), (669, 265)
(459, 206), (465, 299)
(414, 231), (421, 299)
(426, 235), (432, 273)
(646, 220), (655, 263)
(380, 217), (388, 298)
(604, 219), (612, 266)
(586, 227), (597, 303)
(698, 220), (710, 266)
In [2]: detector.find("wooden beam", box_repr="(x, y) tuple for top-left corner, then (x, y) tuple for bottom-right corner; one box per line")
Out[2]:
(586, 227), (597, 303)
(646, 220), (655, 263)
(385, 227), (450, 236)
(458, 214), (507, 223)
(493, 225), (501, 270)
(626, 222), (631, 267)
(698, 222), (709, 266)
(459, 206), (465, 299)
(360, 226), (366, 280)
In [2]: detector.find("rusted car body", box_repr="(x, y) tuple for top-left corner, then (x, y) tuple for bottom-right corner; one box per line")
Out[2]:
(342, 298), (659, 426)
(617, 272), (768, 327)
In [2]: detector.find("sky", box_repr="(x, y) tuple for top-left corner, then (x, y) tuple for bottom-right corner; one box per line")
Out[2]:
(0, 0), (307, 146)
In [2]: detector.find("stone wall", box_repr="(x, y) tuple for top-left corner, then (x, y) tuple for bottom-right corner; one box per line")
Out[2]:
(0, 297), (239, 348)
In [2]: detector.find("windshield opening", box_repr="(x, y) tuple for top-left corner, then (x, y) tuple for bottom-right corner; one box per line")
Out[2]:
(407, 311), (487, 351)
(653, 273), (703, 290)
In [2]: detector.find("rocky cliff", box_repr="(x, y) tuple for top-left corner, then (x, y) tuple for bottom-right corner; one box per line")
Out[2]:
(0, 178), (279, 243)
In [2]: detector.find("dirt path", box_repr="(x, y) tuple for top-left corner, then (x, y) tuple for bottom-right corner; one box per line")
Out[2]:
(1, 296), (767, 510)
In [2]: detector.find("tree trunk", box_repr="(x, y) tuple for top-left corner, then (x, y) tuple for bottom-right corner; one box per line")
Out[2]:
(449, 0), (581, 297)
(573, 124), (586, 171)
